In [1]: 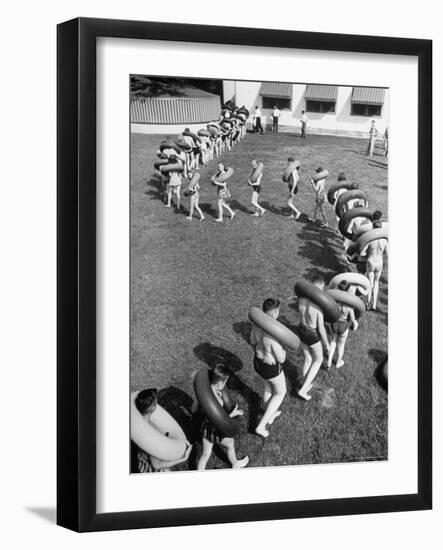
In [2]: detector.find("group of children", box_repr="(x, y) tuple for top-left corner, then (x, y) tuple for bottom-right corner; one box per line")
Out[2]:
(138, 118), (389, 472)
(134, 269), (368, 472)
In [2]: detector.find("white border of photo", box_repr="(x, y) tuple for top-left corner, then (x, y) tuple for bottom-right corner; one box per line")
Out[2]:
(96, 37), (418, 514)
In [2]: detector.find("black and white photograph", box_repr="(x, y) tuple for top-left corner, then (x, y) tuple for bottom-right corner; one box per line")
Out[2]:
(129, 75), (389, 474)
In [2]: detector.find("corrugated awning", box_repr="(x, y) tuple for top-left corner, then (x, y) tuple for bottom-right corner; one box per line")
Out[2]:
(305, 84), (338, 101)
(352, 87), (386, 105)
(259, 82), (292, 98)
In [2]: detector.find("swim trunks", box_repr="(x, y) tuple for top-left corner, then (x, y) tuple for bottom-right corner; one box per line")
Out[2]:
(366, 258), (383, 272)
(253, 355), (282, 380)
(200, 415), (223, 444)
(252, 185), (262, 194)
(331, 319), (349, 335)
(298, 324), (321, 346)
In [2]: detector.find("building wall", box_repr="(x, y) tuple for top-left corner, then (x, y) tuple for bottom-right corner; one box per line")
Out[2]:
(223, 80), (389, 138)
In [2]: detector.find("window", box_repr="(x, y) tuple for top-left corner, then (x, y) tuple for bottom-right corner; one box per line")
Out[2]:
(306, 100), (336, 114)
(351, 103), (382, 117)
(262, 96), (291, 110)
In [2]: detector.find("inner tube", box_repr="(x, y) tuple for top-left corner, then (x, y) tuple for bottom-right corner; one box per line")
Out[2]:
(250, 162), (264, 183)
(197, 129), (211, 138)
(182, 129), (201, 143)
(327, 181), (357, 205)
(212, 167), (234, 183)
(174, 138), (192, 153)
(186, 172), (200, 193)
(248, 306), (300, 350)
(335, 190), (368, 218)
(311, 169), (329, 182)
(222, 118), (235, 126)
(206, 125), (220, 137)
(154, 158), (170, 170)
(294, 280), (341, 323)
(352, 220), (373, 240)
(130, 393), (187, 461)
(348, 227), (388, 255)
(193, 369), (240, 438)
(282, 161), (300, 183)
(234, 113), (247, 121)
(159, 141), (182, 155)
(339, 208), (375, 239)
(159, 162), (184, 175)
(328, 272), (370, 292)
(327, 289), (365, 318)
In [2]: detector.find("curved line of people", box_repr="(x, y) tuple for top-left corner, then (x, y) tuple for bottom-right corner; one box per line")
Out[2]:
(154, 100), (249, 213)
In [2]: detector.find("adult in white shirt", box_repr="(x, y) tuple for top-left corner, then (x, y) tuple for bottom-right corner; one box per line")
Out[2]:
(272, 105), (281, 133)
(254, 106), (264, 134)
(300, 110), (308, 138)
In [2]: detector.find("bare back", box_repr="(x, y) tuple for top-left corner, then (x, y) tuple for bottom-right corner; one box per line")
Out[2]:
(251, 325), (285, 365)
(299, 297), (322, 329)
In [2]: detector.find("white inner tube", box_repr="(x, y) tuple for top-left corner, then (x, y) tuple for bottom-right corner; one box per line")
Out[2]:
(130, 392), (187, 461)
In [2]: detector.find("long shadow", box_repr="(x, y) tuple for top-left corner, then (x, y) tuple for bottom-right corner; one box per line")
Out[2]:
(145, 173), (164, 202)
(375, 184), (388, 190)
(296, 222), (348, 280)
(260, 199), (289, 216)
(368, 160), (388, 170)
(197, 201), (218, 218)
(368, 349), (388, 391)
(230, 198), (250, 215)
(233, 320), (252, 345)
(193, 342), (261, 433)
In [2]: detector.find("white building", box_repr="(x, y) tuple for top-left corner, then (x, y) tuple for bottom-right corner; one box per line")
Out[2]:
(223, 80), (389, 138)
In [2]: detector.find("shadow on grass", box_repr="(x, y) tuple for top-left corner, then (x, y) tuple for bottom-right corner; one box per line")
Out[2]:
(145, 174), (164, 202)
(233, 320), (252, 344)
(193, 342), (261, 433)
(368, 160), (388, 170)
(229, 198), (250, 215)
(260, 200), (289, 217)
(296, 222), (346, 280)
(369, 349), (388, 392)
(197, 201), (218, 218)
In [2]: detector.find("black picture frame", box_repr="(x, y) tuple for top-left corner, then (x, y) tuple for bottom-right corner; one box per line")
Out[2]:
(57, 17), (432, 532)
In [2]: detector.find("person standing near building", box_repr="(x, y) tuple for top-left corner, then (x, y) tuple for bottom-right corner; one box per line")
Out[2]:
(383, 126), (389, 157)
(254, 105), (264, 134)
(367, 120), (378, 157)
(300, 110), (308, 138)
(272, 105), (281, 133)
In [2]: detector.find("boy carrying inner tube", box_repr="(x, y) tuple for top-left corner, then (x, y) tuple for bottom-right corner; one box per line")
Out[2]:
(191, 364), (249, 470)
(296, 276), (330, 401)
(135, 389), (192, 472)
(326, 281), (359, 370)
(250, 298), (287, 438)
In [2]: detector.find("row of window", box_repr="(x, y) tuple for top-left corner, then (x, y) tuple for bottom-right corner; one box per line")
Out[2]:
(262, 96), (382, 117)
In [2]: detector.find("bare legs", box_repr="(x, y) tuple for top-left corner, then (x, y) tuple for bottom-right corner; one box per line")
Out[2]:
(216, 198), (235, 222)
(287, 197), (301, 219)
(255, 372), (286, 438)
(310, 204), (328, 226)
(327, 330), (349, 369)
(367, 268), (382, 310)
(186, 197), (205, 221)
(197, 437), (249, 470)
(165, 187), (181, 210)
(251, 191), (265, 216)
(298, 342), (323, 401)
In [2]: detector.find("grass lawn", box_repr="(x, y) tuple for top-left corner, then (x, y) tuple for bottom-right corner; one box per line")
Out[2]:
(130, 130), (388, 470)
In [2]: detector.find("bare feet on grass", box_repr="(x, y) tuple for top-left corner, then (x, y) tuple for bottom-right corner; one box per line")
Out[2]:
(255, 426), (270, 438)
(233, 456), (249, 469)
